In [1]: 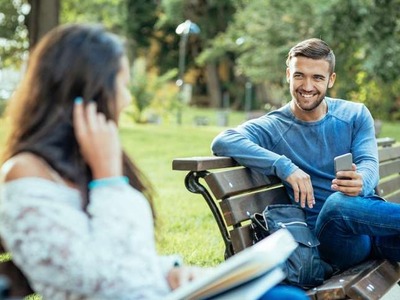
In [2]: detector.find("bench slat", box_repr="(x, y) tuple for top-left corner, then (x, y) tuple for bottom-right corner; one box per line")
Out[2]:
(220, 186), (290, 226)
(230, 225), (253, 253)
(379, 158), (400, 178)
(308, 260), (400, 300)
(347, 260), (400, 299)
(172, 156), (236, 171)
(204, 168), (281, 199)
(376, 176), (400, 198)
(378, 145), (400, 162)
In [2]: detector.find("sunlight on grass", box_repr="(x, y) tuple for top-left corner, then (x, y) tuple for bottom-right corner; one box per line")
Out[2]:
(0, 107), (399, 269)
(120, 123), (226, 266)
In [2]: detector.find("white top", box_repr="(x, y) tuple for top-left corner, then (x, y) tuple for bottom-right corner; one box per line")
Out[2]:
(0, 177), (180, 300)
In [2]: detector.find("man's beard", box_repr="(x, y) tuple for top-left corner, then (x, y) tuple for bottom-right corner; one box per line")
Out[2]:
(295, 93), (325, 112)
(293, 82), (329, 112)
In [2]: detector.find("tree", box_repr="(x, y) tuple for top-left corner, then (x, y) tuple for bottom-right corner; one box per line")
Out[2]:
(61, 0), (125, 33)
(26, 0), (60, 49)
(199, 0), (329, 107)
(323, 0), (400, 119)
(157, 0), (236, 108)
(200, 0), (400, 119)
(0, 0), (29, 67)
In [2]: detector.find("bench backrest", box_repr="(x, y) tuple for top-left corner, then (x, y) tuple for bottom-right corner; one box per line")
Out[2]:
(375, 143), (400, 202)
(204, 168), (290, 254)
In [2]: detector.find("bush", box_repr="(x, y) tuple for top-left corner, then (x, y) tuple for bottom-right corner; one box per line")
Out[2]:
(130, 57), (179, 123)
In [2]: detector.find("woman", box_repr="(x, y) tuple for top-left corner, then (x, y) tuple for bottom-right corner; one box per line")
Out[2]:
(0, 23), (307, 299)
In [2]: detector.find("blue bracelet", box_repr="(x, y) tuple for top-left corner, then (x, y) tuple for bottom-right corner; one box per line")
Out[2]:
(88, 176), (129, 189)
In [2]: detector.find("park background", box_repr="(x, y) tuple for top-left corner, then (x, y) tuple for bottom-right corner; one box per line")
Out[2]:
(1, 0), (400, 270)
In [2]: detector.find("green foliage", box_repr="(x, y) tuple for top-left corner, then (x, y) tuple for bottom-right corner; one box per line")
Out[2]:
(201, 0), (329, 83)
(0, 0), (20, 39)
(322, 0), (400, 119)
(125, 0), (158, 49)
(129, 57), (179, 123)
(153, 0), (235, 72)
(4, 0), (400, 120)
(0, 0), (29, 67)
(198, 0), (400, 119)
(61, 0), (126, 32)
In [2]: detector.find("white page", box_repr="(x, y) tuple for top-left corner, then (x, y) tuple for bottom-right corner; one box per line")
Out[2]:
(166, 229), (297, 300)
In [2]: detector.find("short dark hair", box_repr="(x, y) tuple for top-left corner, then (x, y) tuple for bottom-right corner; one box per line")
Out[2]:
(286, 38), (335, 73)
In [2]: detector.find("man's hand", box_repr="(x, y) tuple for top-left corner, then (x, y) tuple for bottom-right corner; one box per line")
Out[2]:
(331, 164), (363, 196)
(285, 169), (315, 208)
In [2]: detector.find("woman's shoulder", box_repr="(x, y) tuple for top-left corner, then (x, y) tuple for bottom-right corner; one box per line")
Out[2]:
(1, 152), (55, 183)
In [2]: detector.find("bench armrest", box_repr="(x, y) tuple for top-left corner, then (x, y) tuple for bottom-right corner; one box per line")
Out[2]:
(173, 138), (395, 172)
(172, 156), (238, 171)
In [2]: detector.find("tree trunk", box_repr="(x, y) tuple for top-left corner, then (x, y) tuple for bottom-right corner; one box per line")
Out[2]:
(205, 62), (222, 108)
(26, 0), (60, 49)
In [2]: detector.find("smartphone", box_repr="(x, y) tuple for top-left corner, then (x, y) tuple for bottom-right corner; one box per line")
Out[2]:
(334, 153), (353, 178)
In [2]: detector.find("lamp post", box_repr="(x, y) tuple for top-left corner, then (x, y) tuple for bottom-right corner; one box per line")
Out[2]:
(235, 37), (253, 118)
(175, 20), (200, 125)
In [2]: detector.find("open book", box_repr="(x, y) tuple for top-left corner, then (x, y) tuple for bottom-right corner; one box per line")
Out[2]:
(166, 228), (297, 300)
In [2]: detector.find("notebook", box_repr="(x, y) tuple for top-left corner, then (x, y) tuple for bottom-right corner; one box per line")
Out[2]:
(166, 228), (297, 300)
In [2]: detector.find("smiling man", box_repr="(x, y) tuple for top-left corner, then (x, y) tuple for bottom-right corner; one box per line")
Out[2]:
(287, 48), (336, 119)
(211, 38), (400, 276)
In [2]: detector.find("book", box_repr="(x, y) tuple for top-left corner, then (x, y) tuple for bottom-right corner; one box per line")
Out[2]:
(204, 267), (285, 300)
(166, 228), (297, 300)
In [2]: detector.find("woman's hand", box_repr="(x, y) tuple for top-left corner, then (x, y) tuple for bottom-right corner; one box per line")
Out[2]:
(166, 266), (213, 290)
(73, 99), (122, 179)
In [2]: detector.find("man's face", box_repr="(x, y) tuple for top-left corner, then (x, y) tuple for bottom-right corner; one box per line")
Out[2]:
(286, 56), (336, 113)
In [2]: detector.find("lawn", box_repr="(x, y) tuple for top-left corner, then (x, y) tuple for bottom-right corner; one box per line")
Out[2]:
(0, 109), (399, 271)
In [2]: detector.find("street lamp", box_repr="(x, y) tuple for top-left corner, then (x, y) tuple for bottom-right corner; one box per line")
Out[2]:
(236, 37), (253, 118)
(175, 20), (200, 125)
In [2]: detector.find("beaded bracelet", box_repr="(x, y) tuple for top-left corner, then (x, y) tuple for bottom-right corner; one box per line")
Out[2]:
(88, 176), (129, 189)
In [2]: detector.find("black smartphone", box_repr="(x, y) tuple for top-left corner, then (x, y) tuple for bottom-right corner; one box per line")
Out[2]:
(334, 153), (353, 178)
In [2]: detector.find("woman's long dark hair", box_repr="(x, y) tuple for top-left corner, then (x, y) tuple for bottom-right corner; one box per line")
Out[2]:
(1, 24), (155, 295)
(3, 23), (154, 207)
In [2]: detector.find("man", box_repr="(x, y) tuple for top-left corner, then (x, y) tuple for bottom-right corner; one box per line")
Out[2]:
(211, 38), (400, 272)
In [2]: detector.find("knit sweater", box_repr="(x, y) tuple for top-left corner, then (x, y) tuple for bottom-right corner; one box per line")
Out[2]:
(211, 98), (379, 227)
(0, 178), (179, 300)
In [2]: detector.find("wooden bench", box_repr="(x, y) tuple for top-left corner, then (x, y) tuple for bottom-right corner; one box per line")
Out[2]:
(172, 137), (400, 299)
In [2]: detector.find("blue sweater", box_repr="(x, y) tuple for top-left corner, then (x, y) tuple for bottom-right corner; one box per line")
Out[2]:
(211, 98), (379, 227)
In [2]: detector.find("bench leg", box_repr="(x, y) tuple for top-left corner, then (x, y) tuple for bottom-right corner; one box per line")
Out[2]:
(184, 171), (234, 258)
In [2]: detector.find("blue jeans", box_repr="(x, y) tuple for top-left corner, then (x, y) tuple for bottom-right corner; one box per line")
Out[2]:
(259, 285), (308, 300)
(315, 192), (400, 271)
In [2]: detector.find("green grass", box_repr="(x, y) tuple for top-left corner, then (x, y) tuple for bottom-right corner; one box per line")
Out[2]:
(120, 123), (227, 266)
(379, 121), (400, 141)
(0, 109), (399, 272)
